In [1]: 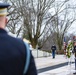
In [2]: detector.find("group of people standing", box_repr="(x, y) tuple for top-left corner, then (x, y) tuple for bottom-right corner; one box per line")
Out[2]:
(1, 1), (76, 75)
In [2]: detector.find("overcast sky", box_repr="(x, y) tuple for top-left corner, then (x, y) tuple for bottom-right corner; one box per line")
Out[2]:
(66, 0), (76, 35)
(56, 0), (76, 35)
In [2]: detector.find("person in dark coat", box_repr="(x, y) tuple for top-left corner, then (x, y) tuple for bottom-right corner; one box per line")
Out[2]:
(0, 2), (37, 75)
(73, 45), (76, 74)
(51, 45), (56, 59)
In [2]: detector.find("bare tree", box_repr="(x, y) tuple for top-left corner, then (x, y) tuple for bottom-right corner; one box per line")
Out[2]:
(7, 0), (56, 48)
(49, 0), (76, 50)
(6, 0), (73, 49)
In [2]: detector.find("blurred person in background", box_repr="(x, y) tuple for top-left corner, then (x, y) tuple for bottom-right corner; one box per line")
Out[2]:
(51, 45), (56, 59)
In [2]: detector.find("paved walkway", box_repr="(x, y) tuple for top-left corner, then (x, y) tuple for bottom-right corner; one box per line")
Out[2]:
(34, 54), (75, 75)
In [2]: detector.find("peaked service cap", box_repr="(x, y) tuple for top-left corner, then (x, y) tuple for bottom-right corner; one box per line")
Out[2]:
(0, 1), (10, 16)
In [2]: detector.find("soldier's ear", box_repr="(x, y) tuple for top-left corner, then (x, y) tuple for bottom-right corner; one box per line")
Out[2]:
(5, 17), (8, 25)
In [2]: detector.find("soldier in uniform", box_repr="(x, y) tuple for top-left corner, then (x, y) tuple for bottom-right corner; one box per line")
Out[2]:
(0, 1), (37, 75)
(73, 45), (76, 74)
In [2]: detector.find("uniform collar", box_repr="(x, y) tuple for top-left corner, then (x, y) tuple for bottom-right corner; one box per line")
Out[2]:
(0, 28), (7, 34)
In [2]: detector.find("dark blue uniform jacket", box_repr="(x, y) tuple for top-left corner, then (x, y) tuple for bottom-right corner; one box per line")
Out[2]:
(0, 29), (37, 75)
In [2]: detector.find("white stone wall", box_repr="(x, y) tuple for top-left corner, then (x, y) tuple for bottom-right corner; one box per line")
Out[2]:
(31, 49), (51, 58)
